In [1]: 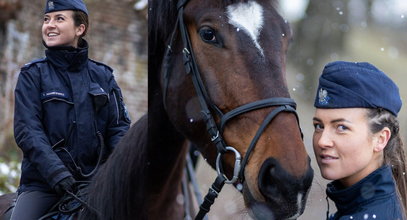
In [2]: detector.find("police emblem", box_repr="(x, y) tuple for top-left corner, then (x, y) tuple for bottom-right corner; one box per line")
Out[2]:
(48, 1), (54, 10)
(318, 88), (330, 105)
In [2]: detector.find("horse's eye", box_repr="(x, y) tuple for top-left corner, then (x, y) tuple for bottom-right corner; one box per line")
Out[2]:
(199, 28), (217, 44)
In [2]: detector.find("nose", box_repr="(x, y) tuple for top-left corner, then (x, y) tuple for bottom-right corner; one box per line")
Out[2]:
(258, 158), (313, 216)
(316, 130), (333, 149)
(44, 18), (56, 28)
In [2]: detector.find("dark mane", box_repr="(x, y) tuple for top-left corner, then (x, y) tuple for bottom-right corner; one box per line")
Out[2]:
(148, 0), (177, 85)
(79, 114), (148, 220)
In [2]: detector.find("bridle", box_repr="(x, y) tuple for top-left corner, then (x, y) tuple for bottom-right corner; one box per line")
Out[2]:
(162, 0), (302, 219)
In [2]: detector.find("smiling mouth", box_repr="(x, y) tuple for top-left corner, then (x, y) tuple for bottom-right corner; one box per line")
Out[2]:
(320, 155), (339, 163)
(47, 33), (59, 37)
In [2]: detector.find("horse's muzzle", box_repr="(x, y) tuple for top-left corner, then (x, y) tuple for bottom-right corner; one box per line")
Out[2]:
(256, 157), (314, 219)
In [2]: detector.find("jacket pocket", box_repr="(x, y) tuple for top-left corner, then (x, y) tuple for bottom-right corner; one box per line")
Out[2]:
(41, 90), (74, 134)
(89, 82), (109, 112)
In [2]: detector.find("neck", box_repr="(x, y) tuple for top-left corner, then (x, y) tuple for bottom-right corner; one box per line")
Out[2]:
(146, 97), (187, 219)
(339, 161), (382, 187)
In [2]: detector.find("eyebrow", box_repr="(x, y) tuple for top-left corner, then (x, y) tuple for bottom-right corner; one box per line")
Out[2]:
(312, 117), (352, 124)
(44, 14), (67, 18)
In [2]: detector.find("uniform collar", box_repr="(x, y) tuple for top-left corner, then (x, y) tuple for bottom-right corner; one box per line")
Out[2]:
(45, 40), (89, 71)
(326, 165), (396, 214)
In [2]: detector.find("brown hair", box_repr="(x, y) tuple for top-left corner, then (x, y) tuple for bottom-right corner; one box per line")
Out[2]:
(72, 10), (89, 45)
(367, 108), (407, 217)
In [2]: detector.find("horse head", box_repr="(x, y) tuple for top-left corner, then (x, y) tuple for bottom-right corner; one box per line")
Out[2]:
(151, 0), (314, 219)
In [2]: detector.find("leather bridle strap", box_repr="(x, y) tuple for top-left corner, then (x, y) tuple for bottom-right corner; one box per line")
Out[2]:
(177, 1), (229, 154)
(238, 103), (299, 180)
(220, 97), (297, 132)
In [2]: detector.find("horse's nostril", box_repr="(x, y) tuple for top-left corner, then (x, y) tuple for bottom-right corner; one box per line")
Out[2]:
(260, 165), (280, 197)
(258, 158), (296, 200)
(269, 166), (275, 175)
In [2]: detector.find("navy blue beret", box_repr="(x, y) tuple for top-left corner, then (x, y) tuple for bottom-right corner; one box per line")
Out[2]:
(314, 61), (402, 116)
(44, 0), (88, 15)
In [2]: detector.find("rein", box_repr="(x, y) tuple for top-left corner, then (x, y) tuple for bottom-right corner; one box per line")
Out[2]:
(162, 0), (302, 219)
(38, 182), (102, 220)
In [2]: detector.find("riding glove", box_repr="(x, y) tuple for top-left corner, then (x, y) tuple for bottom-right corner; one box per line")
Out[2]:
(54, 176), (76, 195)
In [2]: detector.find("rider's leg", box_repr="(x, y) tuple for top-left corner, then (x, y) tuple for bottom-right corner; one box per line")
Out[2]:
(10, 191), (58, 220)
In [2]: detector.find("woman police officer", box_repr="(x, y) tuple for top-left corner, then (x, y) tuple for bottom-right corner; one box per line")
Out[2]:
(312, 61), (406, 219)
(10, 0), (130, 219)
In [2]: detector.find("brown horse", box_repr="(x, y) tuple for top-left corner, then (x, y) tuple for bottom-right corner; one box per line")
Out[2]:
(145, 0), (313, 219)
(2, 0), (314, 219)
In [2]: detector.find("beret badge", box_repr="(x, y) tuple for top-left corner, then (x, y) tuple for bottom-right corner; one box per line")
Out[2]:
(48, 1), (54, 10)
(318, 88), (330, 105)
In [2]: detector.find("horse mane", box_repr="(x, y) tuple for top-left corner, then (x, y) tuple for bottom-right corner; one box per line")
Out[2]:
(79, 114), (148, 220)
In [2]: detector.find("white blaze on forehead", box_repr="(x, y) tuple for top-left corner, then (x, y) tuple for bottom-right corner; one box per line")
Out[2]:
(226, 1), (264, 56)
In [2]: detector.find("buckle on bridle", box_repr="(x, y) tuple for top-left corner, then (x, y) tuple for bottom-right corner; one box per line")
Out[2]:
(216, 146), (241, 184)
(210, 131), (219, 142)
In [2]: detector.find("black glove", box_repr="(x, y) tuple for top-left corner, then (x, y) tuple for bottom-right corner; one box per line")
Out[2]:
(54, 176), (76, 196)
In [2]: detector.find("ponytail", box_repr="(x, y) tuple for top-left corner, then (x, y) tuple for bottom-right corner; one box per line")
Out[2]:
(367, 108), (407, 216)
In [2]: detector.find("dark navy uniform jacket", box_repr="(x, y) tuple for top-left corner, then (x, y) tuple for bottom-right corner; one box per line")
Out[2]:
(14, 41), (131, 193)
(327, 165), (404, 220)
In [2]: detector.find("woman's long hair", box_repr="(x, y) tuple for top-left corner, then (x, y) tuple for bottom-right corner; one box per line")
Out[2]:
(367, 108), (407, 217)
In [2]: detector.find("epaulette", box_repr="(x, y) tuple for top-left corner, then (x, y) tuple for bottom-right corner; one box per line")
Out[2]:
(21, 58), (47, 70)
(89, 59), (113, 72)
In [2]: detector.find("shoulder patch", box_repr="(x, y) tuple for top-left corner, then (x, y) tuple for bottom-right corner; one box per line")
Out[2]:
(21, 58), (47, 70)
(88, 59), (113, 72)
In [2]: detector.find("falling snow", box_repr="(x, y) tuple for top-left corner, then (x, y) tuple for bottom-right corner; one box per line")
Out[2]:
(176, 194), (184, 205)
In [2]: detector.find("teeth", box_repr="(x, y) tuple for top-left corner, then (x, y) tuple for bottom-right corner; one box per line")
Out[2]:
(48, 33), (58, 37)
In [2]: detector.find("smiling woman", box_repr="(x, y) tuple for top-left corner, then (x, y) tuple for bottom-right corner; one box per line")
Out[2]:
(7, 0), (131, 219)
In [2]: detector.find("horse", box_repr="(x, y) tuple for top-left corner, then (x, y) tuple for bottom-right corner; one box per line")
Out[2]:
(147, 0), (313, 219)
(81, 0), (313, 219)
(1, 0), (314, 219)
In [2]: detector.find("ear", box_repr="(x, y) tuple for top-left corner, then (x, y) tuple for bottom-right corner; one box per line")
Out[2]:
(373, 127), (391, 152)
(75, 24), (86, 37)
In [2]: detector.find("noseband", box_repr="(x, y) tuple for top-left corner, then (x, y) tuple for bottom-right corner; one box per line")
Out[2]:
(162, 0), (302, 219)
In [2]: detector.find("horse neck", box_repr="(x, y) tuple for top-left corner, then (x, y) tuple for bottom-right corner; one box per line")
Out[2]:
(146, 98), (188, 219)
